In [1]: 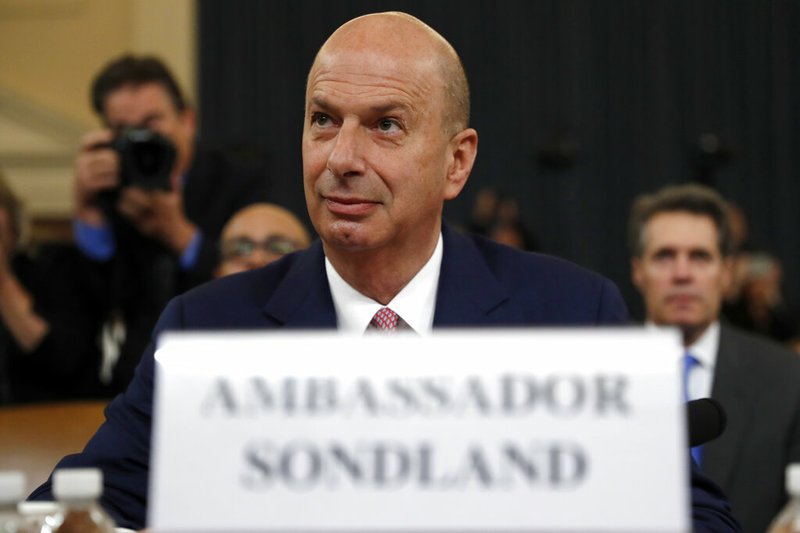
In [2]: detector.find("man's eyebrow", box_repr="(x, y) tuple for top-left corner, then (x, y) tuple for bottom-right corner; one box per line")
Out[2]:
(308, 97), (411, 116)
(141, 112), (162, 124)
(690, 247), (714, 255)
(652, 246), (676, 254)
(308, 96), (333, 110)
(368, 102), (412, 116)
(105, 112), (162, 131)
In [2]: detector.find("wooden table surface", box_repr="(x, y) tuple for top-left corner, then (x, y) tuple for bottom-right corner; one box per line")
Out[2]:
(0, 400), (107, 495)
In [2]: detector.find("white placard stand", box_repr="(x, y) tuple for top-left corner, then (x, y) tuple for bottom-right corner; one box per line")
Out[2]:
(150, 328), (688, 532)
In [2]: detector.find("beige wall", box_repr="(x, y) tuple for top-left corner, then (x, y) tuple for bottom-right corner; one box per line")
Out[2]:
(0, 0), (196, 219)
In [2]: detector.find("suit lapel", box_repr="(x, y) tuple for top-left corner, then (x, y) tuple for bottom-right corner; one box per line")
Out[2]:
(261, 242), (338, 328)
(704, 325), (755, 488)
(261, 224), (514, 329)
(433, 224), (515, 326)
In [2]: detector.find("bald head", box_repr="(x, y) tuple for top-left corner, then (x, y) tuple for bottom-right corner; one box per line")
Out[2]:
(216, 203), (311, 278)
(309, 12), (470, 136)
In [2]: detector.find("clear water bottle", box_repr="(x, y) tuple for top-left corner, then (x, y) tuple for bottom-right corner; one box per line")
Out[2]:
(0, 471), (30, 533)
(50, 469), (114, 533)
(768, 463), (800, 533)
(16, 502), (60, 533)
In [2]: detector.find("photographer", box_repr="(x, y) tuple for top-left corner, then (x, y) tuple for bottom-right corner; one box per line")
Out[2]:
(0, 173), (104, 404)
(74, 55), (269, 393)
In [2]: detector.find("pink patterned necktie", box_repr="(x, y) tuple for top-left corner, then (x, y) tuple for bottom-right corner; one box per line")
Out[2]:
(369, 307), (399, 332)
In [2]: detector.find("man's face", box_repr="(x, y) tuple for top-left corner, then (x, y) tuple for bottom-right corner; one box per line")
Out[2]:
(103, 82), (195, 180)
(302, 45), (466, 254)
(216, 206), (310, 278)
(632, 212), (732, 339)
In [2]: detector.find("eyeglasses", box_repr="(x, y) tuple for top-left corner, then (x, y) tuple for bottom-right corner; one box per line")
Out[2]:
(220, 236), (301, 260)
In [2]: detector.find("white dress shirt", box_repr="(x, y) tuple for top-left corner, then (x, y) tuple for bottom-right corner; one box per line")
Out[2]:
(646, 320), (719, 400)
(684, 321), (720, 400)
(324, 233), (443, 335)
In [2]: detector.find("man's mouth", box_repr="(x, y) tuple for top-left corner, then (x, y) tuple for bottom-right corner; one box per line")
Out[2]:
(665, 293), (699, 306)
(324, 196), (379, 216)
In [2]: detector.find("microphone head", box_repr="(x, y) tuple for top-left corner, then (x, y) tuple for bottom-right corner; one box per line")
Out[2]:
(687, 398), (727, 447)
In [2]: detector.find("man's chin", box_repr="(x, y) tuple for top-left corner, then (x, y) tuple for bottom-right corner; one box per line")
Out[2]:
(658, 315), (708, 335)
(321, 223), (381, 253)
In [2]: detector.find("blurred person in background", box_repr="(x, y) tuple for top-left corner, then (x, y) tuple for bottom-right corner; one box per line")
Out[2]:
(468, 186), (539, 251)
(215, 203), (311, 278)
(721, 202), (800, 347)
(724, 252), (800, 346)
(0, 172), (103, 404)
(629, 183), (800, 533)
(72, 55), (270, 393)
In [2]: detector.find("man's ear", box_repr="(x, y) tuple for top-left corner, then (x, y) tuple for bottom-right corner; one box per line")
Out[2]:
(443, 128), (478, 201)
(180, 107), (197, 138)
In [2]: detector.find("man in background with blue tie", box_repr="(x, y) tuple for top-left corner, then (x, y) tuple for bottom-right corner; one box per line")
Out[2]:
(630, 183), (800, 533)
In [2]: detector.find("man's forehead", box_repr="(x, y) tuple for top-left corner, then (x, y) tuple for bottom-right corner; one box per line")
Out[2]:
(308, 13), (445, 91)
(103, 83), (171, 122)
(324, 12), (438, 54)
(105, 82), (167, 104)
(306, 61), (442, 130)
(644, 212), (720, 250)
(225, 208), (304, 240)
(308, 46), (439, 92)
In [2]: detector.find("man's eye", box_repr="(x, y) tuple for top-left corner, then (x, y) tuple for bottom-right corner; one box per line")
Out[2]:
(311, 113), (331, 127)
(377, 118), (400, 132)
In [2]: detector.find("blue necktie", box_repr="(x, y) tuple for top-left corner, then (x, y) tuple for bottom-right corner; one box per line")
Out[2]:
(682, 352), (701, 402)
(683, 352), (703, 464)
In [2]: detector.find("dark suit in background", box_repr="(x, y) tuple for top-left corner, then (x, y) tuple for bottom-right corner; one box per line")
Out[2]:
(703, 323), (800, 533)
(2, 244), (105, 404)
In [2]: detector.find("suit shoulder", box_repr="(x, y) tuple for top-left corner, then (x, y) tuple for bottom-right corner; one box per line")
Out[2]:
(722, 323), (800, 374)
(455, 230), (628, 324)
(169, 250), (302, 328)
(468, 231), (614, 288)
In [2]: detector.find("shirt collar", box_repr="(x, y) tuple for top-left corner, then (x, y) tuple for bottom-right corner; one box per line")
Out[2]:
(324, 233), (443, 336)
(645, 320), (720, 370)
(685, 321), (720, 370)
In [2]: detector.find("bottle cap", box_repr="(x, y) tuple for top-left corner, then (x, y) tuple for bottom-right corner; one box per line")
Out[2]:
(786, 463), (800, 495)
(52, 468), (103, 502)
(0, 471), (26, 505)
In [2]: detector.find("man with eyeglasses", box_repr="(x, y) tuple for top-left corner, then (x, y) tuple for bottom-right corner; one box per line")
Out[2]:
(215, 203), (311, 278)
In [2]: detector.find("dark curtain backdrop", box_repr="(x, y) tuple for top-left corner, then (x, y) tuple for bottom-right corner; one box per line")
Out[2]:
(198, 0), (800, 318)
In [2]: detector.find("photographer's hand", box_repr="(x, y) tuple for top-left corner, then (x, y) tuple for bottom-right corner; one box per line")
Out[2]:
(74, 129), (119, 226)
(117, 185), (198, 256)
(0, 228), (49, 352)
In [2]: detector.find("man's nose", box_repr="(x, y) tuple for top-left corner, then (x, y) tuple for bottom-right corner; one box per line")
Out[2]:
(246, 248), (275, 270)
(326, 121), (367, 178)
(672, 256), (693, 280)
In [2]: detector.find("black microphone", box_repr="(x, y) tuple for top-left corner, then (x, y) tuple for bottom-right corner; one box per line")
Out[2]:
(687, 398), (727, 447)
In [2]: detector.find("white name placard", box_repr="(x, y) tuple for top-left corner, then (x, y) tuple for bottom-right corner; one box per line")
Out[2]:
(150, 329), (688, 532)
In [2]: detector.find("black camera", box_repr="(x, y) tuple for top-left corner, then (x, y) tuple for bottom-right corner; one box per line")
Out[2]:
(111, 127), (176, 191)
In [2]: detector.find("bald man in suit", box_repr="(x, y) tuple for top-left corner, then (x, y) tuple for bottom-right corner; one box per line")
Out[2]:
(32, 13), (738, 532)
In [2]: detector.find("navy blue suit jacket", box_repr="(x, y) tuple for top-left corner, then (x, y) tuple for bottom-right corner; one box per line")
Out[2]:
(30, 224), (738, 531)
